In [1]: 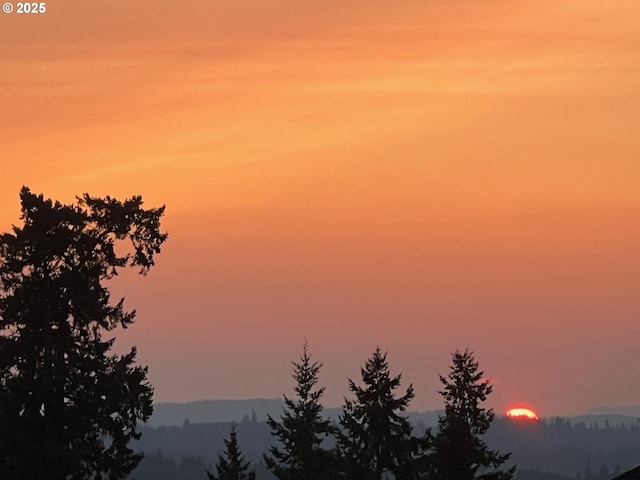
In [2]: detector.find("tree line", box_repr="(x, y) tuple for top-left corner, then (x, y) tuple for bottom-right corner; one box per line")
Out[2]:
(207, 342), (514, 480)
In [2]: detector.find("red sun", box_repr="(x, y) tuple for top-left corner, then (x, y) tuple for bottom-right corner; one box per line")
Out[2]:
(506, 408), (540, 420)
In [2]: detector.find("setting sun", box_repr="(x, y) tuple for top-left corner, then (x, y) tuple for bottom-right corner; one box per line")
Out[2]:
(506, 408), (540, 420)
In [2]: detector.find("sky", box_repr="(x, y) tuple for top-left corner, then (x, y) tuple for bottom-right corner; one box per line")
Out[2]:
(1, 0), (640, 417)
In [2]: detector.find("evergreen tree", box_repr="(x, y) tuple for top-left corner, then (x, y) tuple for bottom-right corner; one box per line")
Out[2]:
(207, 424), (256, 480)
(264, 341), (337, 479)
(429, 348), (515, 480)
(338, 346), (416, 480)
(0, 187), (167, 479)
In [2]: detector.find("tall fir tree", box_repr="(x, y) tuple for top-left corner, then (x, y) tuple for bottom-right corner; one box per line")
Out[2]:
(207, 423), (256, 480)
(264, 341), (337, 480)
(0, 187), (167, 479)
(338, 346), (417, 480)
(429, 348), (515, 480)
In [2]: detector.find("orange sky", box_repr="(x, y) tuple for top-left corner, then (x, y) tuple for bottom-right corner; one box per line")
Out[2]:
(2, 0), (640, 416)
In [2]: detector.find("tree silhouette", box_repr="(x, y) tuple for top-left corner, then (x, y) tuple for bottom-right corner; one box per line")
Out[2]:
(430, 348), (515, 480)
(207, 423), (256, 480)
(338, 346), (417, 480)
(264, 341), (337, 479)
(0, 187), (167, 479)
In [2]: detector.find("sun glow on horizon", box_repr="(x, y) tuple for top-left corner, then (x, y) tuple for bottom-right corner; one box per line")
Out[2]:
(506, 408), (540, 420)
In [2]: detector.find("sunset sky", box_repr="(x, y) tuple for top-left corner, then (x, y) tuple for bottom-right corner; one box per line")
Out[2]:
(2, 0), (640, 416)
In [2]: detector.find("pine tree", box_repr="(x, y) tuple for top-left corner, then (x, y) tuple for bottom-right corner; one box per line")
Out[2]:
(0, 187), (167, 479)
(264, 341), (337, 479)
(338, 346), (416, 480)
(429, 348), (515, 480)
(207, 424), (256, 480)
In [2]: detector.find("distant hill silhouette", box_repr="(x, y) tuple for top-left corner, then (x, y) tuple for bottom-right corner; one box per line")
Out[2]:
(570, 414), (640, 427)
(149, 398), (442, 427)
(585, 405), (640, 417)
(149, 399), (284, 426)
(149, 398), (640, 434)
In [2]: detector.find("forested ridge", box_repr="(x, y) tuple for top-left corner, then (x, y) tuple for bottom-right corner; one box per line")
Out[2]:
(130, 416), (640, 480)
